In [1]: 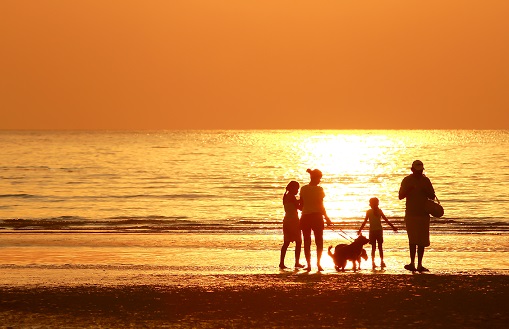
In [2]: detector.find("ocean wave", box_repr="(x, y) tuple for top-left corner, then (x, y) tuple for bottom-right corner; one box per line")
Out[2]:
(225, 185), (279, 190)
(0, 165), (81, 172)
(107, 194), (216, 199)
(1, 194), (219, 201)
(1, 216), (508, 233)
(67, 194), (218, 200)
(0, 193), (38, 199)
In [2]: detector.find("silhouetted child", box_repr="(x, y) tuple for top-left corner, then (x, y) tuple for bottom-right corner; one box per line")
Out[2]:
(279, 181), (305, 269)
(358, 197), (397, 269)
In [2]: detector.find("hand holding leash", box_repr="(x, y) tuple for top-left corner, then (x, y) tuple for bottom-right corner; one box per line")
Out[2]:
(325, 215), (333, 227)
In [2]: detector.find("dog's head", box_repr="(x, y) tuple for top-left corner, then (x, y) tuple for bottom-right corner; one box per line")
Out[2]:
(355, 234), (370, 245)
(360, 248), (368, 260)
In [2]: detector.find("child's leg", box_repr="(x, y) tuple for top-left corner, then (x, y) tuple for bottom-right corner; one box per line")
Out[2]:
(379, 242), (385, 267)
(295, 239), (303, 267)
(371, 242), (377, 267)
(279, 241), (290, 268)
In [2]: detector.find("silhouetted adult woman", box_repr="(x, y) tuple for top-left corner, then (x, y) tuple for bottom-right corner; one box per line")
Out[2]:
(299, 168), (332, 271)
(398, 160), (436, 272)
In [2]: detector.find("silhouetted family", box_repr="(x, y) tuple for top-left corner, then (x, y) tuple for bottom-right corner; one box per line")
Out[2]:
(279, 160), (437, 273)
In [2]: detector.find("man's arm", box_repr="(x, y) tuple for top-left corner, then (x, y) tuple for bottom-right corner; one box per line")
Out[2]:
(426, 178), (436, 200)
(399, 178), (413, 200)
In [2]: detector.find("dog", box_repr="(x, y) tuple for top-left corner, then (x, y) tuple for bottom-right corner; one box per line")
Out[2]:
(328, 235), (370, 272)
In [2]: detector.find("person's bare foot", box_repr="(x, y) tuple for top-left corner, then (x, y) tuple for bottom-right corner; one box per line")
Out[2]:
(381, 261), (386, 268)
(279, 264), (288, 269)
(294, 263), (306, 269)
(317, 265), (324, 271)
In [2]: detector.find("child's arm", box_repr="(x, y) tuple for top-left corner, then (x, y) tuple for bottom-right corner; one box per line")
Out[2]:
(380, 209), (398, 232)
(358, 212), (368, 235)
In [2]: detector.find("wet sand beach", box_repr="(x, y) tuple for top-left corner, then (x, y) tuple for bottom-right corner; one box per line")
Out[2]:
(1, 273), (508, 328)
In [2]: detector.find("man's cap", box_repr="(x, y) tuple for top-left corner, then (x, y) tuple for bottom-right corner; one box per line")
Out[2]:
(411, 160), (424, 171)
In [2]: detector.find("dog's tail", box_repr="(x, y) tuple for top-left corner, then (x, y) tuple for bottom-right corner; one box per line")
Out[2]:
(327, 246), (334, 258)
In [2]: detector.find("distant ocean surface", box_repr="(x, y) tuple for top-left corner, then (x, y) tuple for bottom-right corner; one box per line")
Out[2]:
(1, 130), (509, 278)
(1, 130), (509, 233)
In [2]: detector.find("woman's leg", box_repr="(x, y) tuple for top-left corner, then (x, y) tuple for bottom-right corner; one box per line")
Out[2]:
(315, 231), (323, 271)
(302, 228), (312, 270)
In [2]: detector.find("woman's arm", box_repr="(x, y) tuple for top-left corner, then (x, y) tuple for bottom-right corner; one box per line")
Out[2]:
(319, 187), (332, 225)
(322, 204), (332, 225)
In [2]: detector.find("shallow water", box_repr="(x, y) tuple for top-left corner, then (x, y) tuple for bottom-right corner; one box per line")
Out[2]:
(1, 231), (507, 287)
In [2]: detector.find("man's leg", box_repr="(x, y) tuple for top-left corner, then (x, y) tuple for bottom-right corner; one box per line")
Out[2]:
(417, 246), (428, 271)
(404, 243), (417, 271)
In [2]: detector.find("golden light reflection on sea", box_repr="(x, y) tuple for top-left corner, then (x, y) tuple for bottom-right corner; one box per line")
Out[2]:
(294, 131), (410, 221)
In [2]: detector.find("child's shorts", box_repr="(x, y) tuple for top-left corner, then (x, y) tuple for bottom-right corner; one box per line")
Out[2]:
(369, 230), (383, 245)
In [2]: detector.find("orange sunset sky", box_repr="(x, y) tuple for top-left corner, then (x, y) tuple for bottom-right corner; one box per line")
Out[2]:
(1, 1), (508, 130)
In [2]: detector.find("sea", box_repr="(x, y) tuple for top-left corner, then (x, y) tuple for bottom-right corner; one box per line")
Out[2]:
(1, 130), (508, 285)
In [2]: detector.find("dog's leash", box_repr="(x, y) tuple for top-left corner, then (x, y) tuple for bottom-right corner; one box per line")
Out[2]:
(329, 224), (355, 242)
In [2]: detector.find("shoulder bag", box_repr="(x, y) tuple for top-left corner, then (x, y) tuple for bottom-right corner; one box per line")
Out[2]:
(425, 196), (444, 218)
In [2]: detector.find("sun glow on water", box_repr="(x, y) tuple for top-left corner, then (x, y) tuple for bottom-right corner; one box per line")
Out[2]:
(296, 131), (408, 221)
